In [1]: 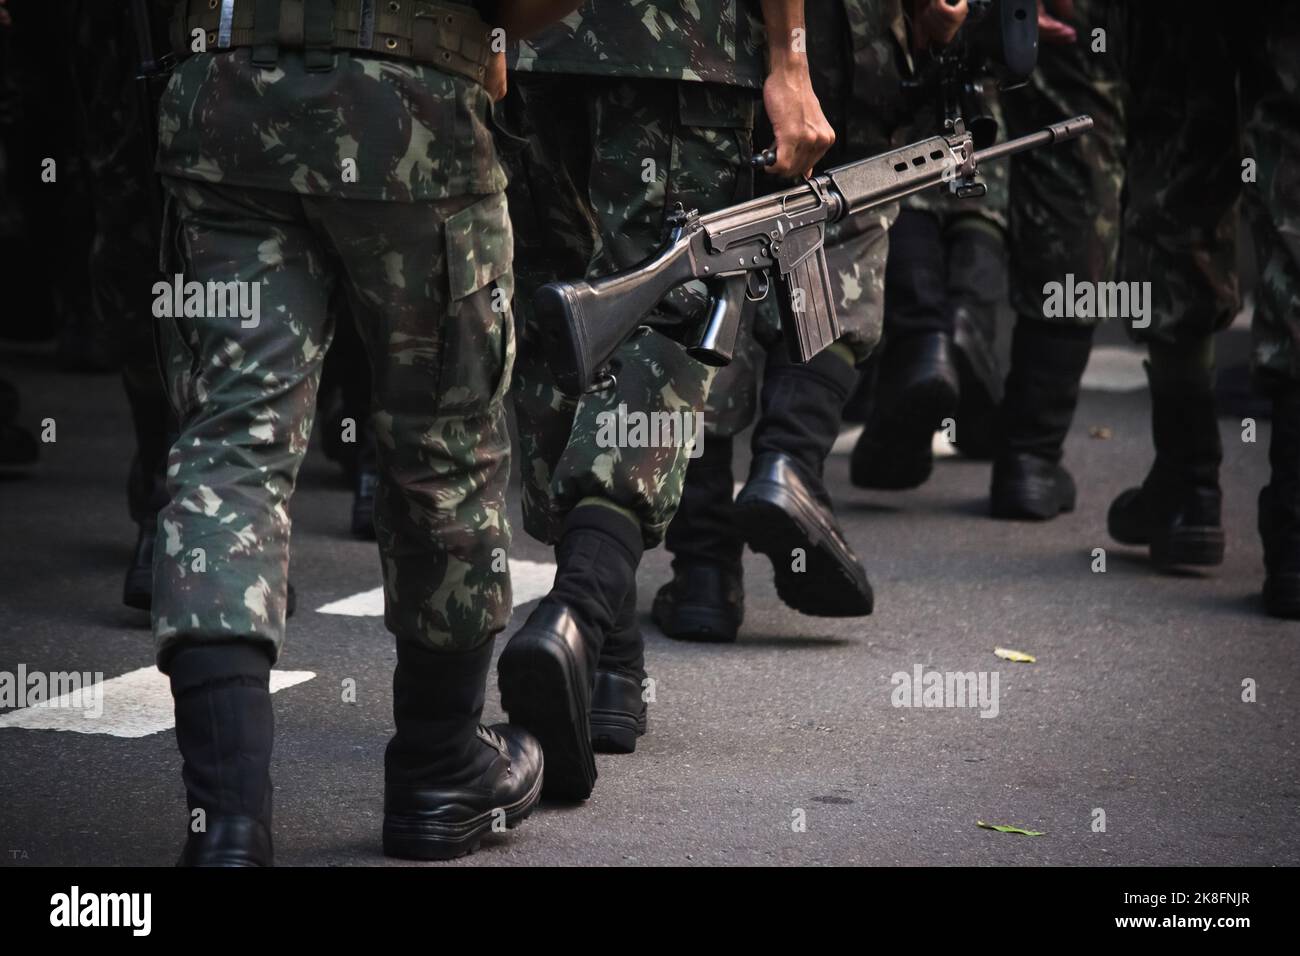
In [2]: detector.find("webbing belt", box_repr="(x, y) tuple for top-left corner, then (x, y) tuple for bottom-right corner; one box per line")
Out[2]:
(171, 0), (493, 84)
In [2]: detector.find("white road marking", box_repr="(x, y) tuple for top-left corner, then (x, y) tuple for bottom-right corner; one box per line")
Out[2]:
(316, 558), (557, 617)
(315, 586), (384, 616)
(831, 425), (863, 456)
(831, 425), (956, 458)
(0, 667), (314, 739)
(1232, 295), (1253, 331)
(932, 429), (957, 458)
(1082, 345), (1148, 392)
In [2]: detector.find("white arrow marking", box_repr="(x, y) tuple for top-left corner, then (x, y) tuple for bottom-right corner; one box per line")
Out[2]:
(0, 667), (315, 738)
(316, 558), (556, 617)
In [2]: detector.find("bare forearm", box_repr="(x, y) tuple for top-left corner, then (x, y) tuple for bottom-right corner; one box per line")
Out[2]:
(757, 0), (834, 178)
(759, 0), (807, 74)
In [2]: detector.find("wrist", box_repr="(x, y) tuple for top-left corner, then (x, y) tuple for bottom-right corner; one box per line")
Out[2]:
(765, 52), (811, 87)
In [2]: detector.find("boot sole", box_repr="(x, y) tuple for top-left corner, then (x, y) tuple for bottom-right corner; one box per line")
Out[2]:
(651, 595), (740, 643)
(382, 767), (544, 861)
(734, 484), (873, 617)
(989, 479), (1077, 521)
(590, 707), (647, 755)
(1150, 527), (1225, 570)
(498, 631), (597, 801)
(850, 375), (956, 490)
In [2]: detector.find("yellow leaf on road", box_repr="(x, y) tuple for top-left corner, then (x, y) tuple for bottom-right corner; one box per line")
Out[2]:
(977, 821), (1045, 837)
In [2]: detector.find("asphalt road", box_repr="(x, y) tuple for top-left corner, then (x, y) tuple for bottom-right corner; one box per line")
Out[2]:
(1, 324), (1297, 867)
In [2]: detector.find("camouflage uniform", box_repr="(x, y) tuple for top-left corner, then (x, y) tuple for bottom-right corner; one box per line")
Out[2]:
(504, 2), (761, 547)
(153, 40), (514, 660)
(1002, 0), (1126, 326)
(1120, 2), (1300, 384)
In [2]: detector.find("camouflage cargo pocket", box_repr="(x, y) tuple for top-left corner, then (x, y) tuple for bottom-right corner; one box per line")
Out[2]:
(674, 82), (755, 208)
(440, 192), (516, 414)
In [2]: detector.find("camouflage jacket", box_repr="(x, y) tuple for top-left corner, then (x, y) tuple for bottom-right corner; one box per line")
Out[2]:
(821, 0), (910, 161)
(510, 0), (766, 89)
(156, 49), (504, 201)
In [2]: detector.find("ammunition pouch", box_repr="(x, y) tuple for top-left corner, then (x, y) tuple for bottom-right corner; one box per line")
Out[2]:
(170, 0), (494, 85)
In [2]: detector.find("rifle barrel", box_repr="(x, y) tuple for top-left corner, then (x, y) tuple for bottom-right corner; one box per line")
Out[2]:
(974, 114), (1093, 166)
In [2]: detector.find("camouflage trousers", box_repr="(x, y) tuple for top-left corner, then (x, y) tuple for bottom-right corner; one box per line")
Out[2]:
(153, 178), (516, 662)
(1122, 3), (1300, 387)
(503, 74), (755, 547)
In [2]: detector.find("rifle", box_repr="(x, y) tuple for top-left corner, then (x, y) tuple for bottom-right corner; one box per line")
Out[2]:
(536, 115), (1093, 396)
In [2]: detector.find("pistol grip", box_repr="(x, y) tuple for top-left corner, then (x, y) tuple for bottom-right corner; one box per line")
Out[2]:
(687, 274), (748, 367)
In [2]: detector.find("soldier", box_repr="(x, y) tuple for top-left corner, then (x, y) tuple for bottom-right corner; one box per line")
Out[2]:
(496, 1), (834, 791)
(849, 83), (1009, 492)
(1108, 1), (1300, 617)
(151, 0), (581, 865)
(653, 0), (968, 644)
(986, 0), (1126, 521)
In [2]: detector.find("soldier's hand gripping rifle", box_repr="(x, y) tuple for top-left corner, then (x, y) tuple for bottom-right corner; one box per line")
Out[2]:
(537, 115), (1094, 396)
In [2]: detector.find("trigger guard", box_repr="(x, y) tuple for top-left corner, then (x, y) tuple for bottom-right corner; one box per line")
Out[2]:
(745, 271), (770, 302)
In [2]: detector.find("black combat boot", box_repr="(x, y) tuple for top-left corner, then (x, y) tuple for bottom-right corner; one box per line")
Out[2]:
(946, 221), (1006, 461)
(1260, 387), (1300, 617)
(736, 346), (873, 617)
(384, 640), (543, 860)
(123, 517), (157, 611)
(591, 587), (649, 754)
(851, 209), (958, 489)
(1108, 344), (1224, 570)
(850, 332), (959, 488)
(654, 435), (745, 642)
(990, 317), (1095, 520)
(167, 641), (275, 867)
(123, 383), (173, 611)
(498, 504), (643, 800)
(350, 431), (379, 541)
